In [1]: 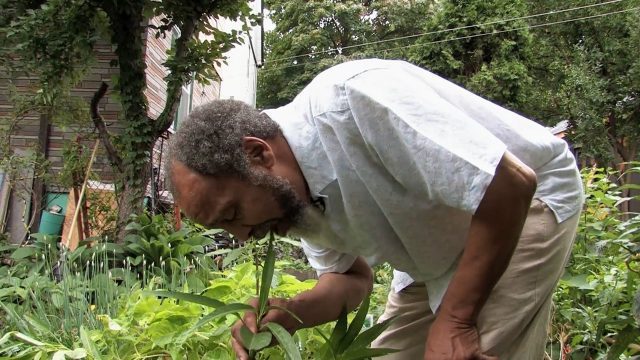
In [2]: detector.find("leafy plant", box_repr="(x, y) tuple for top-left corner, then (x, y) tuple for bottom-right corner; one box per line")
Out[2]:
(155, 232), (397, 359)
(123, 213), (218, 290)
(548, 165), (640, 359)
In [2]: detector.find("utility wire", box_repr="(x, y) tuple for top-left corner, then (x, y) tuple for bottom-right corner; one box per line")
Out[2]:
(264, 0), (629, 65)
(260, 5), (640, 74)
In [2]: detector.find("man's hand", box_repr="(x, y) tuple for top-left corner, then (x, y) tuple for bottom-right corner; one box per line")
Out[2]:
(424, 314), (498, 360)
(231, 297), (301, 360)
(231, 257), (373, 359)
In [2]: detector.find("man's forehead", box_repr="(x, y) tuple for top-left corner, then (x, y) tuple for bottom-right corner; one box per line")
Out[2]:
(171, 163), (234, 224)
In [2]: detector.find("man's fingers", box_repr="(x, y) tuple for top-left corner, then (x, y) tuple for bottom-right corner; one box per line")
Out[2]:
(230, 298), (264, 360)
(243, 309), (258, 333)
(246, 298), (261, 333)
(231, 336), (249, 360)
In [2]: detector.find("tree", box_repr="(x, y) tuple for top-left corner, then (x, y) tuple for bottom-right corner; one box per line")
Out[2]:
(259, 0), (639, 170)
(523, 0), (640, 168)
(257, 0), (431, 108)
(408, 0), (534, 110)
(0, 0), (259, 239)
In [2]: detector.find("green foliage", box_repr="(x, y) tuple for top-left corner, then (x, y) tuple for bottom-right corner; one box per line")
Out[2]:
(0, 0), (105, 86)
(0, 0), (260, 236)
(409, 0), (533, 109)
(123, 213), (218, 291)
(315, 296), (397, 360)
(523, 0), (640, 165)
(259, 0), (640, 168)
(549, 166), (640, 359)
(257, 0), (431, 108)
(153, 233), (395, 359)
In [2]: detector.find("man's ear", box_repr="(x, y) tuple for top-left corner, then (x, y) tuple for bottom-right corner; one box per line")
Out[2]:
(242, 137), (275, 169)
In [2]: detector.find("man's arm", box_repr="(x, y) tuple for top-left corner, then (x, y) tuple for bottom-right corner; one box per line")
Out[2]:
(231, 256), (373, 360)
(425, 151), (537, 360)
(289, 256), (373, 328)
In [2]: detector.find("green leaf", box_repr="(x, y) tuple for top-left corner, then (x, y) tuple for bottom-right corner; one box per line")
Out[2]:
(329, 307), (349, 351)
(200, 228), (225, 236)
(276, 237), (302, 247)
(124, 222), (143, 231)
(240, 326), (272, 351)
(342, 347), (399, 360)
(10, 247), (36, 260)
(23, 315), (51, 336)
(11, 332), (45, 346)
(349, 316), (398, 352)
(314, 329), (336, 360)
(264, 322), (301, 360)
(560, 274), (595, 290)
(259, 233), (276, 317)
(149, 290), (224, 308)
(63, 348), (88, 359)
(267, 305), (303, 324)
(222, 247), (245, 267)
(338, 296), (370, 353)
(192, 303), (256, 332)
(606, 325), (640, 360)
(80, 326), (102, 360)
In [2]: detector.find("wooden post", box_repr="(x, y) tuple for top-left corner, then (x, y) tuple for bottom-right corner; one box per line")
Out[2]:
(62, 140), (100, 250)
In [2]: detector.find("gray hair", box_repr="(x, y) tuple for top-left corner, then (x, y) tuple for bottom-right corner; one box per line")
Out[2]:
(167, 99), (281, 179)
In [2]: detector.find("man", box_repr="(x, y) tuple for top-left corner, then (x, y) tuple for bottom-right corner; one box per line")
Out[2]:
(168, 59), (583, 360)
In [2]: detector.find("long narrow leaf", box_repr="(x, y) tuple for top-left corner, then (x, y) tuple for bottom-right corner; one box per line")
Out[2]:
(192, 303), (256, 332)
(329, 307), (349, 351)
(258, 233), (276, 318)
(342, 347), (399, 360)
(10, 247), (36, 260)
(606, 325), (640, 360)
(267, 304), (303, 324)
(264, 322), (302, 360)
(349, 316), (398, 351)
(80, 326), (102, 360)
(149, 290), (224, 308)
(314, 328), (337, 360)
(11, 332), (45, 346)
(276, 237), (302, 247)
(337, 296), (370, 353)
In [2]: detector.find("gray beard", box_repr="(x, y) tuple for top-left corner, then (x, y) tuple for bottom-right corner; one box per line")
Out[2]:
(287, 205), (327, 241)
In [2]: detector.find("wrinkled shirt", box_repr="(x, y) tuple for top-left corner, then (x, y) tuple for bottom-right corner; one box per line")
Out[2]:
(263, 59), (583, 312)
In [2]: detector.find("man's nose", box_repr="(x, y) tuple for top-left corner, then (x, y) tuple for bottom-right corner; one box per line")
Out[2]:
(223, 223), (252, 242)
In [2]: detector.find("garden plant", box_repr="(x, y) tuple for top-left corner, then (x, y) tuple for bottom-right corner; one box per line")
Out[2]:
(1, 167), (639, 359)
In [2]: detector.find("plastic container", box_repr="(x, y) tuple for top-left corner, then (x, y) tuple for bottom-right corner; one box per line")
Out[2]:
(39, 211), (65, 235)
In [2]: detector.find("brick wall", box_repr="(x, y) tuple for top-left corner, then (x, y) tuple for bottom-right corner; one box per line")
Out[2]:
(0, 41), (121, 186)
(2, 17), (223, 217)
(144, 17), (221, 208)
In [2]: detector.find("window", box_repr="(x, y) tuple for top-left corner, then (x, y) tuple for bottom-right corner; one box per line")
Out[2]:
(170, 27), (194, 131)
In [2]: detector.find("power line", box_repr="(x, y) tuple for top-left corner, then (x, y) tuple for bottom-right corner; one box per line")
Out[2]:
(260, 5), (640, 74)
(264, 0), (629, 65)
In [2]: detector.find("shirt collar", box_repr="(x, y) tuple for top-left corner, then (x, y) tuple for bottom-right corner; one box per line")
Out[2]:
(263, 104), (335, 198)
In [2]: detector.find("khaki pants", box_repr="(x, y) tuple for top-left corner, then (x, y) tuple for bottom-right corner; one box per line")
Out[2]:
(372, 199), (581, 360)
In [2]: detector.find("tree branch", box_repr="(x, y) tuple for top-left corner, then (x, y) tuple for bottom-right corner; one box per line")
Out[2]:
(154, 18), (197, 137)
(91, 82), (124, 173)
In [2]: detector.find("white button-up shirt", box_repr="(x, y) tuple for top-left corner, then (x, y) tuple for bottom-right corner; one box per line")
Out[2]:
(263, 59), (583, 312)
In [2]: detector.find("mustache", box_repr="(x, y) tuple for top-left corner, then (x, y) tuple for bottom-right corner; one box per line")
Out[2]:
(249, 219), (279, 239)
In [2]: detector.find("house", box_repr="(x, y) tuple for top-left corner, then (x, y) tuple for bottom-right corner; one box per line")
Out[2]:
(0, 6), (263, 244)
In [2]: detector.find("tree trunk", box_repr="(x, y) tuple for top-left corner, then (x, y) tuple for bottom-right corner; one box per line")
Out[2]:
(103, 1), (154, 242)
(115, 157), (151, 241)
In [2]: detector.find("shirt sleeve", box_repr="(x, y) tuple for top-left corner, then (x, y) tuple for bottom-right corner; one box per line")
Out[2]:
(301, 239), (358, 276)
(342, 66), (508, 214)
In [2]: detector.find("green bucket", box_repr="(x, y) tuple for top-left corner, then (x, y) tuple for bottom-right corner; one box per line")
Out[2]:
(39, 211), (65, 235)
